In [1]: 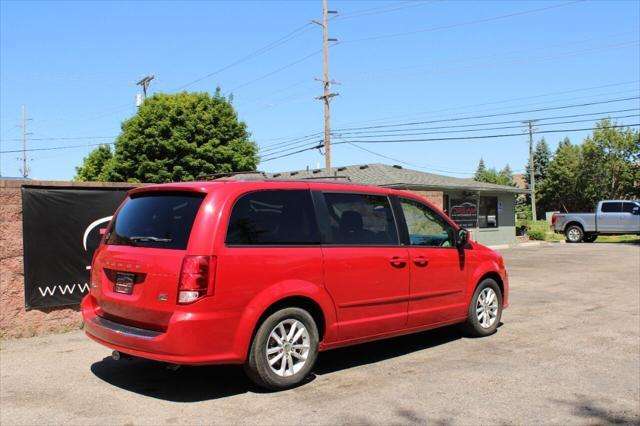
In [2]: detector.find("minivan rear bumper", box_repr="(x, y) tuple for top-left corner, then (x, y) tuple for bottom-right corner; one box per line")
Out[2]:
(82, 295), (244, 365)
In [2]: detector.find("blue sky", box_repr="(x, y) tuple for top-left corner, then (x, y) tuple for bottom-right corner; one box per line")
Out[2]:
(1, 0), (639, 180)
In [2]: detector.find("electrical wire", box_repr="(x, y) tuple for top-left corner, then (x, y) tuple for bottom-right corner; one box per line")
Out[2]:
(173, 23), (315, 91)
(340, 1), (583, 44)
(334, 96), (640, 131)
(259, 123), (639, 162)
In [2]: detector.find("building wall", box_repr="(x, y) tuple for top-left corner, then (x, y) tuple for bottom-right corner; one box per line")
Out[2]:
(0, 179), (137, 338)
(409, 190), (444, 210)
(444, 190), (516, 246)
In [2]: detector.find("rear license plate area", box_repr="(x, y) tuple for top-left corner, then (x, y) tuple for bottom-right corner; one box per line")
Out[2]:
(114, 272), (136, 295)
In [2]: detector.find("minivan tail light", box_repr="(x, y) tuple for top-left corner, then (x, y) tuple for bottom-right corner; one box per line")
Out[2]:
(178, 255), (216, 304)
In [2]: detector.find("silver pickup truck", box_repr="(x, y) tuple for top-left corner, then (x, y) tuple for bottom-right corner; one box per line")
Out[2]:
(552, 200), (640, 243)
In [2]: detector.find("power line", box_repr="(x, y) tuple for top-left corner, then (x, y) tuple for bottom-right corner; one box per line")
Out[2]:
(332, 80), (640, 127)
(259, 108), (640, 155)
(259, 123), (639, 162)
(334, 96), (640, 131)
(173, 23), (315, 91)
(340, 1), (583, 44)
(334, 113), (639, 138)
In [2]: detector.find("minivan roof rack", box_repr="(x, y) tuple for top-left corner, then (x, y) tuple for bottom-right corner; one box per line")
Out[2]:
(197, 171), (267, 180)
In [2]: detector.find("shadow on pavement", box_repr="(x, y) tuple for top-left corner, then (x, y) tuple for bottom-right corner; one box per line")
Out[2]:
(314, 324), (463, 375)
(90, 324), (466, 402)
(551, 397), (640, 425)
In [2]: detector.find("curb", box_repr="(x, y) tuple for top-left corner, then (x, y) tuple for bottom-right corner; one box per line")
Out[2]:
(487, 240), (565, 250)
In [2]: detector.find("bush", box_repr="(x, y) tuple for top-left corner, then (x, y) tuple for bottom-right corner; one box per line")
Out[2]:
(528, 221), (555, 241)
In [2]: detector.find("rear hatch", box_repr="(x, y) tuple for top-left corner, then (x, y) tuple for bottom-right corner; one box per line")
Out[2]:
(93, 191), (206, 331)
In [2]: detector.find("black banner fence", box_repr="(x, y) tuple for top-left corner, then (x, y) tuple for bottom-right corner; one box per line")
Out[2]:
(22, 186), (130, 309)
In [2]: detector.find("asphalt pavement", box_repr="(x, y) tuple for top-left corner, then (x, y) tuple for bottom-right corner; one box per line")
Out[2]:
(1, 243), (639, 425)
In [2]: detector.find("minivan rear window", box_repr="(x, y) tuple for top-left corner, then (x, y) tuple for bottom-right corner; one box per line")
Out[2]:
(106, 192), (205, 250)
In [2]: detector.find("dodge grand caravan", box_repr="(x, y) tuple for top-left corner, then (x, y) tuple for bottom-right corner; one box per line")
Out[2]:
(82, 179), (509, 390)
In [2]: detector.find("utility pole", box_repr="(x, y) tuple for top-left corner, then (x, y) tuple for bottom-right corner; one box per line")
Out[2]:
(19, 105), (32, 178)
(136, 75), (155, 106)
(313, 0), (338, 170)
(523, 119), (539, 221)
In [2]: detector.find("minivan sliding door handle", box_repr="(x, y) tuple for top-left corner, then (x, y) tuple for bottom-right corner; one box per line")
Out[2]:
(413, 256), (429, 267)
(389, 256), (407, 268)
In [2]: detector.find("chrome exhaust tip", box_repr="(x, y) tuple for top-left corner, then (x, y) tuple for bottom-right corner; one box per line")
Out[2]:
(111, 350), (121, 361)
(165, 363), (181, 371)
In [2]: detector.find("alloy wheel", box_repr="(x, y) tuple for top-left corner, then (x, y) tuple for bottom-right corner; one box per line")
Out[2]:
(476, 288), (499, 328)
(265, 319), (311, 377)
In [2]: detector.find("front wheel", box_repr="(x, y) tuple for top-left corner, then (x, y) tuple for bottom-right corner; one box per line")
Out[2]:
(244, 307), (319, 390)
(565, 225), (584, 243)
(463, 278), (503, 337)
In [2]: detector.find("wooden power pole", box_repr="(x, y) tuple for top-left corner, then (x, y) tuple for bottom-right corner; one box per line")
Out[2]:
(523, 120), (539, 221)
(314, 0), (338, 170)
(19, 105), (31, 178)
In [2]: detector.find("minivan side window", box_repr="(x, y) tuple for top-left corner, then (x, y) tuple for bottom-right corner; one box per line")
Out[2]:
(226, 190), (320, 245)
(601, 202), (622, 213)
(323, 193), (398, 245)
(400, 198), (456, 248)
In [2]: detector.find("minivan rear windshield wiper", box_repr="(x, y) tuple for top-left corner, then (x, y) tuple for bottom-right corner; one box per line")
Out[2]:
(129, 236), (173, 243)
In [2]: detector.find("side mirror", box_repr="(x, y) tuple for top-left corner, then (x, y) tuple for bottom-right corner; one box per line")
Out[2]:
(457, 228), (468, 248)
(632, 206), (640, 215)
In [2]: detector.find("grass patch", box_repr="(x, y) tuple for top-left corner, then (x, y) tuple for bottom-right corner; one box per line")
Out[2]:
(594, 235), (640, 244)
(518, 220), (564, 241)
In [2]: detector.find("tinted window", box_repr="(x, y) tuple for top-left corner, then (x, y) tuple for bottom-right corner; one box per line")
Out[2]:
(323, 193), (398, 245)
(622, 202), (638, 213)
(479, 197), (498, 228)
(601, 202), (622, 213)
(226, 190), (319, 245)
(106, 193), (204, 250)
(400, 198), (455, 247)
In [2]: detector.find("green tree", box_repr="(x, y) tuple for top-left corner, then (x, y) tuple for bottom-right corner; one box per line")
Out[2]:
(538, 138), (582, 212)
(577, 119), (640, 206)
(76, 91), (258, 183)
(498, 164), (515, 187)
(525, 138), (551, 187)
(474, 160), (514, 186)
(74, 144), (113, 181)
(474, 158), (487, 181)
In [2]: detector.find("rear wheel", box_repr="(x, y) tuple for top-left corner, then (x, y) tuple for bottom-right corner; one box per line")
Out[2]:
(244, 307), (319, 390)
(583, 234), (598, 243)
(565, 225), (584, 243)
(463, 278), (503, 337)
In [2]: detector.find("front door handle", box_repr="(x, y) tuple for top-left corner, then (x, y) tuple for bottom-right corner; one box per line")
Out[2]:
(413, 256), (429, 267)
(389, 256), (407, 268)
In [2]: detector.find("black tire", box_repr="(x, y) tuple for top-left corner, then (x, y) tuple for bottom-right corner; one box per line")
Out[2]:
(565, 224), (584, 243)
(463, 278), (503, 337)
(244, 307), (319, 391)
(583, 234), (598, 243)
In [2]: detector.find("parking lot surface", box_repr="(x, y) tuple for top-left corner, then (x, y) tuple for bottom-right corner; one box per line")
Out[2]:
(1, 243), (639, 425)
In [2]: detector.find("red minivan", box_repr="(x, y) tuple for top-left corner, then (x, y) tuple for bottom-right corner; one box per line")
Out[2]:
(82, 179), (509, 389)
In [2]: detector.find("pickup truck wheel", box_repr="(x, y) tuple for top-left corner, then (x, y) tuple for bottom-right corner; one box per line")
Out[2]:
(583, 234), (597, 243)
(244, 307), (319, 391)
(463, 278), (503, 337)
(565, 225), (584, 243)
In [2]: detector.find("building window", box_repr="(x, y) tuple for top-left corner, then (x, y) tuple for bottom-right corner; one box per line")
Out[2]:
(478, 197), (498, 228)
